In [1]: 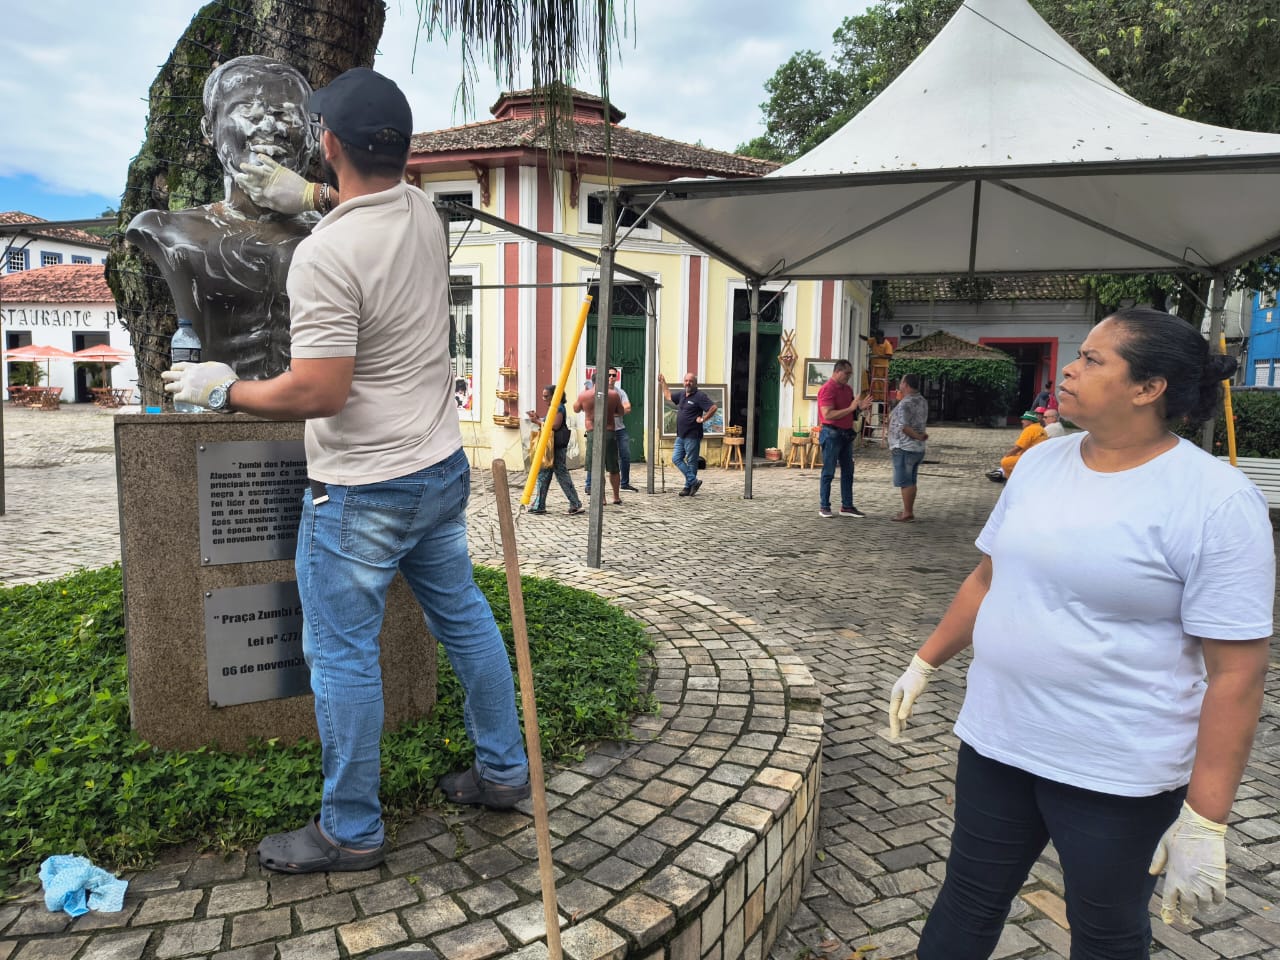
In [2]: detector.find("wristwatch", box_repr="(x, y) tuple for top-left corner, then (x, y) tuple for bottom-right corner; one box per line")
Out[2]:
(207, 379), (238, 413)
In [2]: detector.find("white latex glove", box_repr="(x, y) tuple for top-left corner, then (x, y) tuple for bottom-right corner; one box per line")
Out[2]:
(1148, 800), (1227, 925)
(234, 153), (316, 214)
(888, 654), (937, 737)
(161, 361), (238, 408)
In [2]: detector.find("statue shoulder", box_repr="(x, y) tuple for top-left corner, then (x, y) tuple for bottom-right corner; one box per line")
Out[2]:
(125, 208), (169, 248)
(126, 206), (211, 248)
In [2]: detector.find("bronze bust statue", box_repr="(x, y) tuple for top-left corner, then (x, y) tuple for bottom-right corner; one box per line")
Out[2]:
(128, 55), (317, 380)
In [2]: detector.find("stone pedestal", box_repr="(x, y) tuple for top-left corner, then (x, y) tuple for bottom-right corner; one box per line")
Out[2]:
(115, 413), (437, 751)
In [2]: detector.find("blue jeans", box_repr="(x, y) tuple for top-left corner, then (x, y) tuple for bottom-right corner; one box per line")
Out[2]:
(818, 425), (854, 510)
(532, 446), (580, 510)
(296, 449), (528, 849)
(891, 447), (925, 487)
(672, 435), (701, 489)
(615, 426), (632, 486)
(918, 743), (1184, 960)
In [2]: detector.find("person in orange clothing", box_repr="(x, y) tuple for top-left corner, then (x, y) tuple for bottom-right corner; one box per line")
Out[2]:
(986, 411), (1047, 482)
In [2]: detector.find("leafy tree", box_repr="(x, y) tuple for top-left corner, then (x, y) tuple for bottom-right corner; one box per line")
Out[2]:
(742, 0), (1280, 324)
(82, 207), (119, 239)
(740, 50), (854, 158)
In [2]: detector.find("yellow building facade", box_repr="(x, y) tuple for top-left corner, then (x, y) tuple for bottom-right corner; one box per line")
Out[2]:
(409, 91), (872, 469)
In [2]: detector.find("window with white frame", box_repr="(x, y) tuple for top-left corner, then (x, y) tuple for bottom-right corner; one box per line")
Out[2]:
(578, 183), (661, 240)
(6, 248), (29, 272)
(41, 251), (63, 267)
(72, 255), (92, 264)
(449, 276), (479, 420)
(1255, 359), (1274, 387)
(423, 180), (481, 231)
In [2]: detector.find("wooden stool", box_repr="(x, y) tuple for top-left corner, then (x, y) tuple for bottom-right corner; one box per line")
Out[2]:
(786, 436), (811, 468)
(807, 430), (823, 469)
(721, 437), (745, 469)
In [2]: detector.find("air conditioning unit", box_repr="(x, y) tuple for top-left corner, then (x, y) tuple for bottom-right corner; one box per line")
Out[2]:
(900, 323), (923, 338)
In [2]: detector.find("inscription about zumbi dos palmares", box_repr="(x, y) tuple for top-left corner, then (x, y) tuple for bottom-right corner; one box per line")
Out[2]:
(205, 581), (309, 707)
(197, 440), (308, 565)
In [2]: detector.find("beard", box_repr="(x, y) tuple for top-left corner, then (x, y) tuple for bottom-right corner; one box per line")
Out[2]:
(320, 155), (339, 192)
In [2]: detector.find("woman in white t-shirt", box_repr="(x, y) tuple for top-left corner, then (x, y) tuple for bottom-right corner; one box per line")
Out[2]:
(887, 307), (1274, 960)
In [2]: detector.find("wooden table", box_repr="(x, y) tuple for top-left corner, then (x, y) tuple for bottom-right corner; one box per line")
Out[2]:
(28, 387), (63, 410)
(93, 387), (133, 408)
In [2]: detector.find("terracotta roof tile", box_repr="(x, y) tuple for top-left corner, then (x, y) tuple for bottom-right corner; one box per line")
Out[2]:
(0, 211), (110, 248)
(0, 264), (114, 303)
(411, 118), (778, 178)
(887, 275), (1089, 302)
(896, 330), (1016, 360)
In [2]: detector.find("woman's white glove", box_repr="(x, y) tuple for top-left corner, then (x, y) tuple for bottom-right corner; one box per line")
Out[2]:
(162, 361), (237, 408)
(888, 654), (937, 737)
(1148, 800), (1227, 925)
(234, 154), (316, 214)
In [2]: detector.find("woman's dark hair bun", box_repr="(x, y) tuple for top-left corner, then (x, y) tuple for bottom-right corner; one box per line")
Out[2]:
(1205, 354), (1238, 382)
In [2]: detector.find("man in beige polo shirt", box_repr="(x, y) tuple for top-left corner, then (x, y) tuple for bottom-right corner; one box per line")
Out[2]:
(163, 67), (529, 874)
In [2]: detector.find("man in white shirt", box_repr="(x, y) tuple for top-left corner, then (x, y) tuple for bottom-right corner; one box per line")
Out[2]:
(1043, 408), (1066, 438)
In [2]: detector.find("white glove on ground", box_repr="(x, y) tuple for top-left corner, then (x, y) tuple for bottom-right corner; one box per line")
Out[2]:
(161, 361), (237, 408)
(234, 154), (316, 214)
(888, 654), (937, 737)
(1148, 800), (1227, 925)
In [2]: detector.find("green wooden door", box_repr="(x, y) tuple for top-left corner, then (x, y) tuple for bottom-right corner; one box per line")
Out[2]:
(586, 314), (647, 463)
(731, 324), (782, 457)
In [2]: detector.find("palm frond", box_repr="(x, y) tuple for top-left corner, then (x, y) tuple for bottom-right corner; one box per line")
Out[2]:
(417, 0), (628, 172)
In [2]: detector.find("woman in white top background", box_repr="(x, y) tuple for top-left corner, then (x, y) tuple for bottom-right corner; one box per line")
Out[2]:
(889, 306), (1274, 960)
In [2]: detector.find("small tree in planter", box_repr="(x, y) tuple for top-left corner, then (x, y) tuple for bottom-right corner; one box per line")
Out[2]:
(890, 331), (1018, 424)
(7, 361), (43, 387)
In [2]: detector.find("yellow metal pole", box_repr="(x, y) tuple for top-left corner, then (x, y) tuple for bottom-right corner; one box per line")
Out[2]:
(1221, 335), (1237, 465)
(521, 295), (593, 506)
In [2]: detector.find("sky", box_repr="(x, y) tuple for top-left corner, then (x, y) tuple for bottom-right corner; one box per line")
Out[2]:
(0, 0), (865, 223)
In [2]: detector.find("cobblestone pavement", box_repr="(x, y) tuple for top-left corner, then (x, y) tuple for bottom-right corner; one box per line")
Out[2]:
(2, 403), (1279, 960)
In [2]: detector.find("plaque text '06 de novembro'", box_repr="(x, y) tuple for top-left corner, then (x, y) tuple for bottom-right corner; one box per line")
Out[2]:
(205, 581), (309, 707)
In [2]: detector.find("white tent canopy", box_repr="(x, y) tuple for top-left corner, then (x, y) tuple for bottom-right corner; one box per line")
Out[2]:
(616, 0), (1280, 280)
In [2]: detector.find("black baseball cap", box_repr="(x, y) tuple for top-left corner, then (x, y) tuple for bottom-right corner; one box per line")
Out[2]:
(309, 67), (412, 154)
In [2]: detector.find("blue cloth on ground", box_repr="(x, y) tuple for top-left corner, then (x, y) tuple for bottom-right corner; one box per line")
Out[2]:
(39, 855), (128, 916)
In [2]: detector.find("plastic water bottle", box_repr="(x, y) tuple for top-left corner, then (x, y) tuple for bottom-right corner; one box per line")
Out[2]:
(170, 318), (203, 413)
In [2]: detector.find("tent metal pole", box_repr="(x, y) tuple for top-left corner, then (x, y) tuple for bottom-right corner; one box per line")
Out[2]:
(967, 181), (983, 276)
(1200, 271), (1229, 452)
(586, 192), (617, 568)
(744, 279), (760, 500)
(436, 199), (653, 285)
(646, 284), (659, 495)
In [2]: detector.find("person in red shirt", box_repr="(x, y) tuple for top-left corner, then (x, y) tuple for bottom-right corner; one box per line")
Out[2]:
(817, 359), (872, 518)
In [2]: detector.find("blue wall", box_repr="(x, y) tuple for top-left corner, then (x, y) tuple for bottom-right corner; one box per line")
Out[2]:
(1248, 291), (1280, 386)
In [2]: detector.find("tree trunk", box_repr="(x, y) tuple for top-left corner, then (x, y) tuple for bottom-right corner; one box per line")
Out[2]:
(1175, 274), (1211, 330)
(105, 0), (385, 407)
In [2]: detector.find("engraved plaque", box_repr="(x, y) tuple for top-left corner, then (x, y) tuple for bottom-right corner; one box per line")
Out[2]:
(205, 581), (310, 707)
(197, 440), (308, 565)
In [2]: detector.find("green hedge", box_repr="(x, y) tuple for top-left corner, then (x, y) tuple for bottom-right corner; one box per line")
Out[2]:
(1175, 390), (1280, 458)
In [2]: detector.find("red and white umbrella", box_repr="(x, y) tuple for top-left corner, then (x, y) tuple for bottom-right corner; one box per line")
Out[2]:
(72, 344), (134, 386)
(71, 344), (133, 364)
(4, 343), (77, 383)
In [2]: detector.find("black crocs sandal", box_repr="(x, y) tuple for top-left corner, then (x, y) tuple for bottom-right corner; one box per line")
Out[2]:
(258, 816), (385, 874)
(438, 765), (531, 810)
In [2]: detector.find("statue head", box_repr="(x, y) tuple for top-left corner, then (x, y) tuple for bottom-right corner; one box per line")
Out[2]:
(201, 55), (313, 198)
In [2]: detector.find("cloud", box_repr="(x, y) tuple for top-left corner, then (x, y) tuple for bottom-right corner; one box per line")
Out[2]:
(0, 1), (193, 200)
(3, 0), (859, 203)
